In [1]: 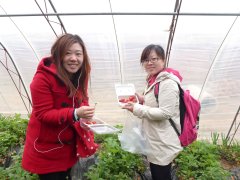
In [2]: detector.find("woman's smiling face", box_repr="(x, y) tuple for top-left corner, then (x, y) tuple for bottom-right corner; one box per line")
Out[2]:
(63, 43), (83, 75)
(143, 50), (165, 76)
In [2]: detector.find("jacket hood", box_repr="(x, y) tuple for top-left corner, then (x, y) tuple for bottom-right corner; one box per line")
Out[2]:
(156, 68), (183, 84)
(36, 57), (58, 76)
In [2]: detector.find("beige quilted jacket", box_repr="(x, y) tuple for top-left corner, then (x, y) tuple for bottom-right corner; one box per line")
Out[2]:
(133, 71), (183, 165)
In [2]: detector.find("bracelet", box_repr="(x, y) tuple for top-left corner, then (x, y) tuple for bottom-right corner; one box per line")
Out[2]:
(74, 109), (80, 121)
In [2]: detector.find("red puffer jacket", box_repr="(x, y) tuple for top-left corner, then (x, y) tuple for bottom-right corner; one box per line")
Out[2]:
(22, 57), (98, 174)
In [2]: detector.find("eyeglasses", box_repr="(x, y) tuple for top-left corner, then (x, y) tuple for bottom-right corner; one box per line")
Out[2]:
(143, 57), (160, 64)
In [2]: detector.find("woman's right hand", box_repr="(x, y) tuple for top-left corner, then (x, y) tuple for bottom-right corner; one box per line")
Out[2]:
(75, 106), (95, 119)
(122, 102), (134, 112)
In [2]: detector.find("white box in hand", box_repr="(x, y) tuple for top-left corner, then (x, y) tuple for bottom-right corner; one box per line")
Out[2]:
(115, 83), (139, 106)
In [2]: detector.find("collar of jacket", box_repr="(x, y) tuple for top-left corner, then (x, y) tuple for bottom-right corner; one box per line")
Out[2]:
(144, 70), (181, 95)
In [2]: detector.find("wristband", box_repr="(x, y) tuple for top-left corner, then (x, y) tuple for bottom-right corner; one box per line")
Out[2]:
(74, 109), (80, 121)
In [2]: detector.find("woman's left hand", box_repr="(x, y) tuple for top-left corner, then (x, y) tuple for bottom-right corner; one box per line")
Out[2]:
(122, 102), (134, 112)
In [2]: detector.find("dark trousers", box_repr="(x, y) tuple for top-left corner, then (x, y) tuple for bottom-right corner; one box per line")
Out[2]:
(150, 162), (172, 180)
(38, 168), (71, 180)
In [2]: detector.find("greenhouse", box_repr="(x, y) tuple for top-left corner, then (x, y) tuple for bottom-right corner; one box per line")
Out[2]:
(0, 0), (240, 179)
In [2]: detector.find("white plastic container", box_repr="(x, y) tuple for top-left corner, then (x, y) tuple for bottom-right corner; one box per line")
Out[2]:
(114, 83), (139, 107)
(88, 124), (120, 134)
(81, 117), (119, 134)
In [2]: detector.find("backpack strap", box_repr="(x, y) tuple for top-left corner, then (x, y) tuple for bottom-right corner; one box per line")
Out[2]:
(169, 118), (180, 136)
(154, 82), (160, 103)
(154, 82), (181, 136)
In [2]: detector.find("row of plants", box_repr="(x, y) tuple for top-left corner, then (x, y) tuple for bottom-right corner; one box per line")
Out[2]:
(0, 115), (145, 180)
(89, 131), (240, 180)
(84, 130), (146, 180)
(0, 114), (38, 179)
(174, 132), (240, 179)
(0, 114), (240, 179)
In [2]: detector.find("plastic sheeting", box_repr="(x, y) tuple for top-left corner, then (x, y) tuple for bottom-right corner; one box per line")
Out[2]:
(0, 0), (240, 140)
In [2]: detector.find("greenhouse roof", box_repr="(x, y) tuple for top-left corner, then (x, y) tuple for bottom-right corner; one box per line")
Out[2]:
(0, 0), (240, 140)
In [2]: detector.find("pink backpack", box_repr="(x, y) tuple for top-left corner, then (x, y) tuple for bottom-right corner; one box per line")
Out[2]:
(154, 82), (201, 147)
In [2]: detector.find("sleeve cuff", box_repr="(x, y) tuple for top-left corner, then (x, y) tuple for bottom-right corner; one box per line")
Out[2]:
(74, 109), (80, 121)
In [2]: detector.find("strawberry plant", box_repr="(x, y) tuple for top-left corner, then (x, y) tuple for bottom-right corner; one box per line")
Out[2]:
(1, 114), (239, 179)
(0, 114), (38, 179)
(0, 145), (38, 180)
(0, 114), (28, 164)
(174, 140), (231, 179)
(84, 132), (146, 180)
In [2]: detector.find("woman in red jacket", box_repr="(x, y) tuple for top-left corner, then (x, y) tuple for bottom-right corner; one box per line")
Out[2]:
(22, 34), (98, 179)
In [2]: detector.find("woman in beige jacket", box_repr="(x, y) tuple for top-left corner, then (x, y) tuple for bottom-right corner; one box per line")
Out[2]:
(122, 44), (183, 180)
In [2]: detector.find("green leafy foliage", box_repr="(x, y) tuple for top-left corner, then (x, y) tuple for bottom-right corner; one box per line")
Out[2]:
(0, 114), (28, 160)
(229, 141), (240, 165)
(218, 136), (240, 166)
(210, 132), (240, 166)
(0, 145), (38, 180)
(174, 141), (231, 180)
(84, 132), (146, 180)
(1, 114), (239, 179)
(0, 114), (38, 179)
(211, 132), (219, 145)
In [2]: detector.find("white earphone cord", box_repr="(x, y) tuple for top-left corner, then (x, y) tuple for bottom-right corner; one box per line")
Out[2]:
(34, 125), (69, 153)
(34, 72), (82, 153)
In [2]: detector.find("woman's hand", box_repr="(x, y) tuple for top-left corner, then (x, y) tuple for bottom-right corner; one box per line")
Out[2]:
(75, 106), (95, 119)
(122, 102), (134, 112)
(135, 93), (144, 105)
